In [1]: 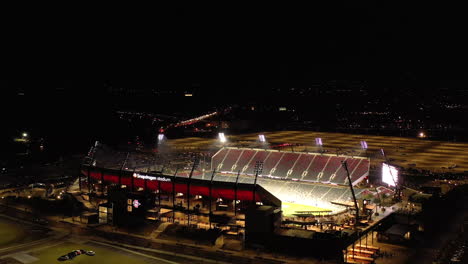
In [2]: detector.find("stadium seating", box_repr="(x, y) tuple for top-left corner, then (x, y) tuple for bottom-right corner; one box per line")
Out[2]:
(348, 159), (370, 184)
(262, 152), (283, 176)
(211, 148), (228, 171)
(272, 153), (301, 178)
(303, 155), (329, 182)
(290, 154), (315, 180)
(210, 147), (370, 186)
(220, 149), (242, 172)
(243, 150), (270, 175)
(234, 149), (256, 172)
(321, 156), (346, 182)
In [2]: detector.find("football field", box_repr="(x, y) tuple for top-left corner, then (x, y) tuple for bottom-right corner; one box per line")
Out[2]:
(282, 202), (331, 216)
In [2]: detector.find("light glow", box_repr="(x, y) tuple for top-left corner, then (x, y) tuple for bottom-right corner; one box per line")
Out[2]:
(158, 134), (164, 141)
(360, 140), (368, 149)
(315, 138), (323, 146)
(258, 134), (266, 142)
(218, 132), (226, 143)
(22, 133), (28, 137)
(133, 173), (171, 182)
(382, 163), (398, 187)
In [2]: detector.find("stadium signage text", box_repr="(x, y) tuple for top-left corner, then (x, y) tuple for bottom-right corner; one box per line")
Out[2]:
(133, 173), (171, 182)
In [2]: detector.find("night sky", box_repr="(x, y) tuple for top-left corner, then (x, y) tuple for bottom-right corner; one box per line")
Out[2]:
(1, 3), (466, 150)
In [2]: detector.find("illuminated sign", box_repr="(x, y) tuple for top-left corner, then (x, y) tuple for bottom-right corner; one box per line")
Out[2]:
(133, 173), (171, 182)
(382, 163), (398, 187)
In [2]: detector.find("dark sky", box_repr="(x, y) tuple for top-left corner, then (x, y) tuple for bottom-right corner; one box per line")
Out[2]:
(2, 3), (465, 94)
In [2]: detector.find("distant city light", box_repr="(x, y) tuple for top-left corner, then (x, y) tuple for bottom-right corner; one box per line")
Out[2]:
(22, 133), (28, 137)
(259, 134), (266, 142)
(360, 140), (368, 149)
(219, 132), (226, 143)
(315, 138), (323, 146)
(184, 93), (193, 97)
(418, 132), (426, 138)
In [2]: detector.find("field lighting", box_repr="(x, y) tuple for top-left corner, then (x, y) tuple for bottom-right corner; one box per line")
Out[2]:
(360, 140), (368, 150)
(258, 134), (266, 142)
(315, 137), (323, 146)
(218, 132), (226, 143)
(158, 133), (164, 141)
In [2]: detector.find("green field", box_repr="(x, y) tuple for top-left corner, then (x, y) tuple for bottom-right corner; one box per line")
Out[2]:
(0, 217), (27, 247)
(30, 242), (148, 264)
(282, 202), (331, 216)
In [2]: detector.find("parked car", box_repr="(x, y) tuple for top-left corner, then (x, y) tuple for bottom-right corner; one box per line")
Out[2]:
(57, 249), (95, 261)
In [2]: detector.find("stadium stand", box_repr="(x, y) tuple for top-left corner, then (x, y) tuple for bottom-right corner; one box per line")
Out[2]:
(243, 150), (270, 175)
(233, 149), (256, 172)
(262, 151), (283, 176)
(304, 155), (329, 182)
(272, 153), (301, 178)
(290, 154), (315, 180)
(220, 149), (243, 172)
(211, 147), (369, 186)
(90, 145), (371, 214)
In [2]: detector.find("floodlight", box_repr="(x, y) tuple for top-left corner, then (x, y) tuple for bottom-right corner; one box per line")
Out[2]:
(315, 137), (323, 146)
(158, 133), (164, 141)
(218, 132), (226, 143)
(258, 134), (266, 142)
(360, 140), (368, 150)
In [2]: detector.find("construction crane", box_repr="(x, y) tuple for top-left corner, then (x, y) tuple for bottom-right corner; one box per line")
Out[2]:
(342, 160), (359, 228)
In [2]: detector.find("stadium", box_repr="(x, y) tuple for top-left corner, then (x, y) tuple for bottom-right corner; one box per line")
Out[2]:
(78, 132), (403, 261)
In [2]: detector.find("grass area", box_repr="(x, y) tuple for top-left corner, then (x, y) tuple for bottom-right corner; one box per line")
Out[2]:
(0, 217), (26, 247)
(31, 242), (148, 264)
(282, 202), (330, 216)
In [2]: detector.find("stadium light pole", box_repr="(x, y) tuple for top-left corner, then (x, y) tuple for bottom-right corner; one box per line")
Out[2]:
(315, 138), (323, 153)
(187, 158), (199, 228)
(218, 132), (227, 144)
(234, 170), (241, 216)
(258, 134), (267, 149)
(172, 167), (178, 223)
(209, 170), (216, 229)
(253, 161), (263, 204)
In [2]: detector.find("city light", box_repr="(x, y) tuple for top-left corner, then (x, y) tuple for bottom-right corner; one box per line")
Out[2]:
(418, 132), (426, 138)
(22, 132), (28, 137)
(218, 132), (226, 143)
(259, 134), (266, 142)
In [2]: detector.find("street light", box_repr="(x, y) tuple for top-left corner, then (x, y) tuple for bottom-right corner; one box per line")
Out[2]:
(22, 132), (28, 138)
